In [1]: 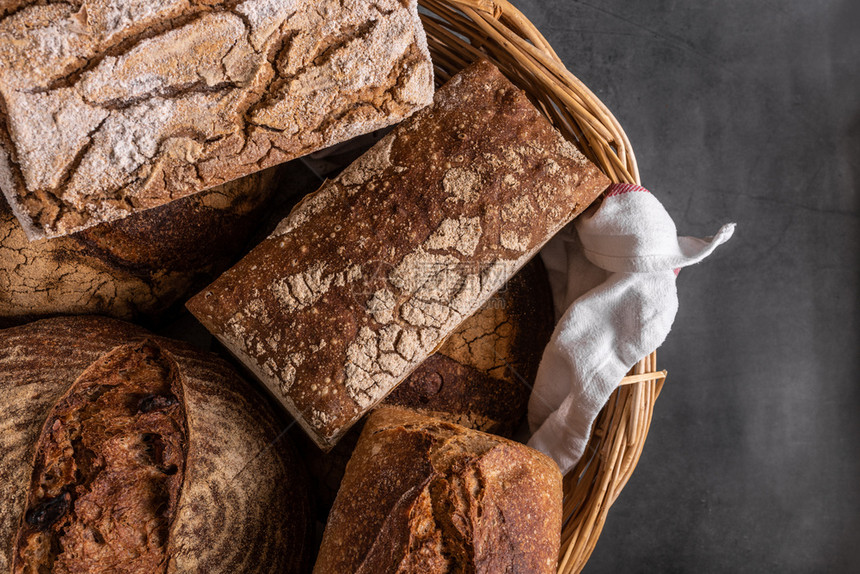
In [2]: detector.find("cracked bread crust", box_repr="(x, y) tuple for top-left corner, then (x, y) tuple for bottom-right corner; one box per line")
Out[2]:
(314, 407), (563, 574)
(187, 60), (610, 450)
(0, 167), (278, 326)
(0, 0), (433, 239)
(298, 257), (555, 517)
(390, 256), (556, 436)
(0, 316), (313, 573)
(12, 341), (188, 574)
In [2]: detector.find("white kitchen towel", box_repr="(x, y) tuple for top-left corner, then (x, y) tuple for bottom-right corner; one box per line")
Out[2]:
(527, 183), (735, 474)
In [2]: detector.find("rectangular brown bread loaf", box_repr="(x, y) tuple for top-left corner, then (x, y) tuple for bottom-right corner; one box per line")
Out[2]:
(0, 0), (433, 239)
(313, 407), (563, 573)
(186, 59), (611, 450)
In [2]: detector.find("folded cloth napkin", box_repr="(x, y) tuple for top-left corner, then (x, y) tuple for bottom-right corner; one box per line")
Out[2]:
(527, 183), (735, 474)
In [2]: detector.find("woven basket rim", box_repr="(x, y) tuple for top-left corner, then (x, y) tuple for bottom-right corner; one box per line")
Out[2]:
(418, 2), (667, 572)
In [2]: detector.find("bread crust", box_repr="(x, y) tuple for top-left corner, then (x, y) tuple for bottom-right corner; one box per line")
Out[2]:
(0, 167), (279, 326)
(298, 257), (555, 516)
(314, 407), (563, 574)
(188, 60), (610, 450)
(0, 0), (433, 238)
(0, 316), (312, 573)
(12, 340), (189, 573)
(391, 256), (555, 435)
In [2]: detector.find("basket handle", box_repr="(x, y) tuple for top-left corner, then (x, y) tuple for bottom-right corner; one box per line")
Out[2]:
(447, 0), (502, 18)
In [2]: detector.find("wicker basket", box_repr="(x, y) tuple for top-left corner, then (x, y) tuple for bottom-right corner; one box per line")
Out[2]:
(418, 1), (668, 571)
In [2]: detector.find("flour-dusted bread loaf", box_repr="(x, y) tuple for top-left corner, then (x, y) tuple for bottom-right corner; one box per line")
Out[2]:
(313, 407), (563, 574)
(0, 0), (433, 239)
(388, 256), (555, 435)
(187, 59), (610, 450)
(299, 257), (555, 516)
(0, 168), (280, 326)
(0, 316), (313, 573)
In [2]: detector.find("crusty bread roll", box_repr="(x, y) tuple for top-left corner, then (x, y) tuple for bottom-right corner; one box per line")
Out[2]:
(0, 0), (433, 239)
(0, 316), (312, 573)
(300, 257), (555, 516)
(187, 59), (610, 450)
(0, 168), (280, 326)
(314, 407), (563, 574)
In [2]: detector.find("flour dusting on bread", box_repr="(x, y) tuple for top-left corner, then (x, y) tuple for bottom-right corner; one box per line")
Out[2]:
(0, 0), (433, 238)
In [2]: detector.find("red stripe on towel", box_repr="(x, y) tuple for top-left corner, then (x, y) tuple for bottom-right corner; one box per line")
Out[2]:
(605, 183), (649, 197)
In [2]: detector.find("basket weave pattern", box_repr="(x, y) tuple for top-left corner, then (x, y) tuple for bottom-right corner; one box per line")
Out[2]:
(418, 1), (667, 571)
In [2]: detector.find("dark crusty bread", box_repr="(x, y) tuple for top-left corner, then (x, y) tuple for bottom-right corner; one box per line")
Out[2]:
(299, 257), (555, 517)
(0, 0), (433, 239)
(389, 256), (555, 435)
(187, 59), (610, 450)
(0, 167), (279, 326)
(313, 407), (563, 574)
(0, 316), (312, 573)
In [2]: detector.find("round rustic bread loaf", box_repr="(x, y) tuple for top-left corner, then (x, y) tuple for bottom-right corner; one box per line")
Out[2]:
(0, 168), (278, 327)
(0, 316), (312, 573)
(299, 256), (555, 516)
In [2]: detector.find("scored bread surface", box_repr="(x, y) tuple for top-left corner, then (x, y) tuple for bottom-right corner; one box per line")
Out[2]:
(0, 0), (433, 239)
(313, 407), (563, 574)
(11, 341), (188, 573)
(187, 60), (611, 450)
(0, 316), (312, 573)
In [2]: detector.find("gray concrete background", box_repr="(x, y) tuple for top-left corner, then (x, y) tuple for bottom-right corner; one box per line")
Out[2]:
(506, 0), (859, 571)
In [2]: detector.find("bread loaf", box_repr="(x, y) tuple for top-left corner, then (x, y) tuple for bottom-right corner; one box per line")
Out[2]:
(299, 257), (555, 516)
(0, 0), (433, 239)
(388, 256), (555, 435)
(0, 316), (312, 573)
(313, 407), (563, 574)
(187, 59), (610, 450)
(0, 168), (281, 326)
